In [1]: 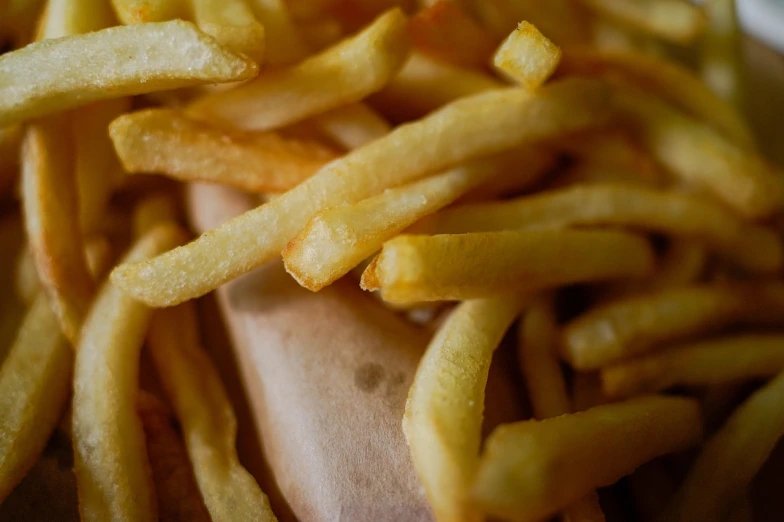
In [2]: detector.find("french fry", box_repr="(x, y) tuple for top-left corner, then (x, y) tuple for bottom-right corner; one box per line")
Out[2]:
(403, 295), (528, 522)
(133, 193), (180, 238)
(559, 48), (754, 147)
(471, 395), (703, 522)
(415, 183), (782, 273)
(0, 0), (46, 45)
(148, 302), (278, 521)
(576, 0), (705, 44)
(700, 0), (744, 108)
(283, 150), (531, 291)
(519, 296), (605, 521)
(72, 224), (185, 522)
(35, 0), (116, 39)
(601, 334), (784, 398)
(0, 20), (258, 126)
(408, 0), (497, 69)
(136, 392), (212, 522)
(660, 370), (784, 522)
(111, 0), (187, 24)
(493, 21), (562, 90)
(457, 147), (554, 202)
(15, 246), (39, 304)
(187, 9), (409, 131)
(189, 0), (265, 61)
(361, 229), (654, 304)
(112, 77), (611, 306)
(616, 87), (784, 219)
(110, 108), (338, 193)
(294, 16), (345, 50)
(22, 114), (94, 343)
(561, 282), (784, 370)
(370, 51), (502, 121)
(246, 0), (310, 65)
(0, 125), (21, 196)
(308, 102), (392, 150)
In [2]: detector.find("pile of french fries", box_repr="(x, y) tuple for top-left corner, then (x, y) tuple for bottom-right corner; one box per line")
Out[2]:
(1, 0), (783, 521)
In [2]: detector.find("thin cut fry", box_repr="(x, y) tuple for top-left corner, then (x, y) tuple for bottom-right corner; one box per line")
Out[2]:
(361, 229), (654, 304)
(189, 0), (265, 61)
(148, 302), (278, 521)
(245, 0), (310, 65)
(283, 150), (532, 291)
(493, 21), (562, 90)
(370, 52), (502, 121)
(110, 108), (338, 193)
(519, 297), (605, 521)
(408, 0), (497, 69)
(111, 0), (187, 23)
(561, 282), (784, 370)
(660, 370), (784, 522)
(112, 77), (611, 306)
(0, 20), (258, 126)
(601, 334), (784, 398)
(471, 396), (703, 522)
(558, 48), (753, 147)
(415, 183), (783, 274)
(577, 0), (705, 44)
(404, 295), (527, 522)
(72, 224), (185, 522)
(187, 9), (409, 131)
(616, 87), (784, 219)
(22, 114), (94, 342)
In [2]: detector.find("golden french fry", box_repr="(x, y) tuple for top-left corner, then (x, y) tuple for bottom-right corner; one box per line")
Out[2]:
(616, 87), (784, 219)
(136, 392), (212, 522)
(283, 151), (530, 291)
(35, 0), (116, 39)
(187, 9), (409, 131)
(133, 193), (180, 238)
(700, 0), (744, 108)
(361, 229), (654, 304)
(519, 296), (605, 522)
(189, 0), (265, 61)
(416, 183), (782, 274)
(577, 0), (705, 44)
(22, 114), (94, 342)
(0, 20), (258, 126)
(74, 98), (130, 233)
(408, 0), (497, 69)
(0, 125), (22, 196)
(246, 0), (310, 65)
(493, 21), (562, 90)
(562, 282), (784, 370)
(457, 147), (554, 202)
(148, 302), (278, 521)
(559, 48), (753, 147)
(72, 224), (185, 522)
(660, 370), (784, 522)
(294, 16), (345, 50)
(601, 334), (784, 398)
(111, 0), (187, 23)
(404, 295), (527, 522)
(308, 103), (391, 150)
(112, 77), (612, 306)
(110, 108), (338, 193)
(471, 395), (703, 522)
(370, 52), (502, 121)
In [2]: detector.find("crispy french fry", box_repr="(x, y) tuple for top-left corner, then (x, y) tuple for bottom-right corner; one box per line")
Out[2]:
(471, 395), (703, 522)
(0, 20), (258, 126)
(110, 108), (338, 193)
(148, 302), (277, 521)
(519, 296), (605, 522)
(660, 370), (784, 522)
(22, 114), (94, 342)
(601, 334), (784, 398)
(112, 77), (611, 306)
(370, 52), (502, 121)
(561, 282), (784, 370)
(404, 295), (527, 522)
(559, 48), (754, 147)
(577, 0), (705, 44)
(616, 87), (784, 219)
(245, 0), (310, 65)
(111, 0), (187, 23)
(415, 183), (782, 273)
(361, 229), (654, 304)
(308, 102), (392, 150)
(0, 125), (21, 196)
(72, 224), (185, 522)
(187, 9), (409, 131)
(283, 150), (531, 291)
(493, 21), (562, 90)
(136, 392), (212, 522)
(189, 0), (265, 61)
(408, 0), (497, 69)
